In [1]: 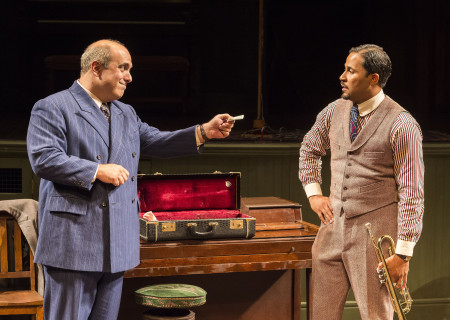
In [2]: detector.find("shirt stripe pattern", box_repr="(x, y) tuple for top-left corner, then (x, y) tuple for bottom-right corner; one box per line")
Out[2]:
(299, 102), (424, 243)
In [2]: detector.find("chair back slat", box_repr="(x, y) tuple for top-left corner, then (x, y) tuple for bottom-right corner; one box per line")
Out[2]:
(14, 222), (23, 272)
(30, 251), (36, 291)
(0, 215), (34, 282)
(0, 204), (43, 320)
(0, 219), (8, 273)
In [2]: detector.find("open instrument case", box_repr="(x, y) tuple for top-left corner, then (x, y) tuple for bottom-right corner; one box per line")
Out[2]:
(138, 172), (255, 242)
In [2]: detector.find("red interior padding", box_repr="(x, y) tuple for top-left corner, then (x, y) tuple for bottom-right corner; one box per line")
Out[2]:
(138, 177), (237, 212)
(139, 210), (252, 221)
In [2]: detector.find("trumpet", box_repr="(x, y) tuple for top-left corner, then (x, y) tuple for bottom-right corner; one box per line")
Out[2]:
(365, 223), (413, 319)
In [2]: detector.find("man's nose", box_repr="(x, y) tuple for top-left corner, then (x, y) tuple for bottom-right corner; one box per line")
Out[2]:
(125, 72), (132, 83)
(339, 71), (346, 81)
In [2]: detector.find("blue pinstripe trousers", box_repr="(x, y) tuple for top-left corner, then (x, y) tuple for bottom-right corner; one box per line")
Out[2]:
(43, 266), (124, 320)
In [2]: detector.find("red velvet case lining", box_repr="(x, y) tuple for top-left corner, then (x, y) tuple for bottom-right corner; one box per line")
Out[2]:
(138, 176), (250, 221)
(138, 210), (247, 221)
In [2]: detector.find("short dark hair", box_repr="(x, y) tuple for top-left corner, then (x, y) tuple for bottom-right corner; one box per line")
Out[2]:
(349, 44), (392, 88)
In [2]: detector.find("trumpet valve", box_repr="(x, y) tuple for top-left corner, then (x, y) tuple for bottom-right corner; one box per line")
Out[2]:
(378, 273), (386, 283)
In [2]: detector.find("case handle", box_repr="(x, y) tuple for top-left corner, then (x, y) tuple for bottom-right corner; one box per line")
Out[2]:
(187, 222), (219, 237)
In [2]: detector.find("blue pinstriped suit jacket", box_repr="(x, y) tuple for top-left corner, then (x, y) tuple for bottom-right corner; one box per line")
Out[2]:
(27, 81), (199, 273)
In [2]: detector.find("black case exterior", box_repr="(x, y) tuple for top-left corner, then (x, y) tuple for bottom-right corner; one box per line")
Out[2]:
(140, 217), (256, 242)
(138, 172), (256, 242)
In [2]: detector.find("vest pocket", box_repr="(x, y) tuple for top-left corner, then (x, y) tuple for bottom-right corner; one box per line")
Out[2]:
(363, 151), (384, 159)
(359, 181), (385, 194)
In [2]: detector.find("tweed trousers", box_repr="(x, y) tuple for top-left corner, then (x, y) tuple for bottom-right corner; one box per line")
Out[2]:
(310, 203), (397, 320)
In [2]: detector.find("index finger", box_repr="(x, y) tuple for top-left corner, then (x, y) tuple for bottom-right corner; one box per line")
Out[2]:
(323, 201), (334, 223)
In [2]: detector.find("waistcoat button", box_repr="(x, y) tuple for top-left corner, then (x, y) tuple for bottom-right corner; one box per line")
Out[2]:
(97, 155), (101, 160)
(343, 186), (348, 190)
(345, 175), (349, 179)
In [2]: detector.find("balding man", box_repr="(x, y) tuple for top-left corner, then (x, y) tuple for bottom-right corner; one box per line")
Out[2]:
(27, 39), (235, 320)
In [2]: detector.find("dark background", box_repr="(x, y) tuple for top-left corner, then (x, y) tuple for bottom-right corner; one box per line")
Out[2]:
(1, 0), (449, 141)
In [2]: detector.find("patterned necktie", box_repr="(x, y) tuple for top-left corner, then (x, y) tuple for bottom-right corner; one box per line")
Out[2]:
(349, 105), (359, 142)
(100, 103), (111, 122)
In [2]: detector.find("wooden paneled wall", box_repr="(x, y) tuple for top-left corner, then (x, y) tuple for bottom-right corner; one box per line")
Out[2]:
(142, 142), (450, 319)
(0, 140), (449, 319)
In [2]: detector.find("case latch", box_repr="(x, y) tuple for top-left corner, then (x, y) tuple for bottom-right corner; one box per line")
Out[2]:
(230, 219), (244, 229)
(161, 222), (176, 232)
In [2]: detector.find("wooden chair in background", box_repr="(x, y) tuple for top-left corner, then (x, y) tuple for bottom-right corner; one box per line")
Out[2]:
(0, 212), (43, 320)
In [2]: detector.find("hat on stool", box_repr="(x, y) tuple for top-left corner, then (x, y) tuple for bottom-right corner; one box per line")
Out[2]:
(135, 284), (207, 309)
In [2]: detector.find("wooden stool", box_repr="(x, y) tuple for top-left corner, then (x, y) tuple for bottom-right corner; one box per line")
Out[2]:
(135, 284), (206, 320)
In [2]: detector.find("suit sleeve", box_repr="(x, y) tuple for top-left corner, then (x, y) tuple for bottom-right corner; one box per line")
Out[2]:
(27, 98), (98, 190)
(137, 115), (200, 158)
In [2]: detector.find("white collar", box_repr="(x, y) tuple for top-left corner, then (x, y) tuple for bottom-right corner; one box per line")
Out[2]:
(357, 89), (385, 116)
(77, 80), (103, 108)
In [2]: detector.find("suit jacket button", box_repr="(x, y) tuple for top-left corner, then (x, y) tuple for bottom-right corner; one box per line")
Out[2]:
(97, 155), (101, 160)
(102, 201), (107, 207)
(132, 199), (135, 204)
(132, 152), (136, 158)
(131, 176), (135, 181)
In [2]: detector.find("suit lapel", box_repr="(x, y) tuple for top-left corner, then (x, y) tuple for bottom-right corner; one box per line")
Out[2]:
(108, 102), (125, 162)
(68, 81), (110, 147)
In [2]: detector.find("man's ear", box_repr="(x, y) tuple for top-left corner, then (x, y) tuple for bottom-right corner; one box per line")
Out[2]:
(370, 73), (380, 86)
(91, 61), (103, 77)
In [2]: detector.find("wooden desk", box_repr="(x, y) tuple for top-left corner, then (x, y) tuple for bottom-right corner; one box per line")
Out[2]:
(119, 197), (317, 320)
(120, 235), (316, 319)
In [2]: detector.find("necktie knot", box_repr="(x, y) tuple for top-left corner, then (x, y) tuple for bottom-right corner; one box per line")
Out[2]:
(349, 105), (359, 142)
(100, 103), (111, 122)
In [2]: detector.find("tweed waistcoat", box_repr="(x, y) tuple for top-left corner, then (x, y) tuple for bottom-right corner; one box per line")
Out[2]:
(329, 96), (405, 218)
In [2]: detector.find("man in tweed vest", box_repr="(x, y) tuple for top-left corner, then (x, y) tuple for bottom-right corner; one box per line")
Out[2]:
(299, 44), (424, 319)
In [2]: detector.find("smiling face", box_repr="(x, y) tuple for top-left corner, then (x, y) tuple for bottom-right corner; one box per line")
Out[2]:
(79, 40), (133, 102)
(339, 52), (379, 104)
(97, 43), (133, 102)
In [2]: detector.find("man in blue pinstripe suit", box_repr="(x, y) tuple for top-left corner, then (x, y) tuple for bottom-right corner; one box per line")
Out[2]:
(27, 39), (235, 320)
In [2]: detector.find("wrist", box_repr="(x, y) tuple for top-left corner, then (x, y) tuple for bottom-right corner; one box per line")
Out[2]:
(200, 124), (209, 142)
(396, 254), (411, 262)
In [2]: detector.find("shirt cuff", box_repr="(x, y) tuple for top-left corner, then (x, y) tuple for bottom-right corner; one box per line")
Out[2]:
(92, 165), (99, 183)
(304, 183), (322, 198)
(395, 239), (416, 257)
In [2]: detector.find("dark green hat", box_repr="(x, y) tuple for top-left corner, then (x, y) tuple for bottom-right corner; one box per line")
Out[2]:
(135, 284), (207, 308)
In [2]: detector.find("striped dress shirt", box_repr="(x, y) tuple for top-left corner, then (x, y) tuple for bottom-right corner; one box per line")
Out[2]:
(299, 90), (424, 256)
